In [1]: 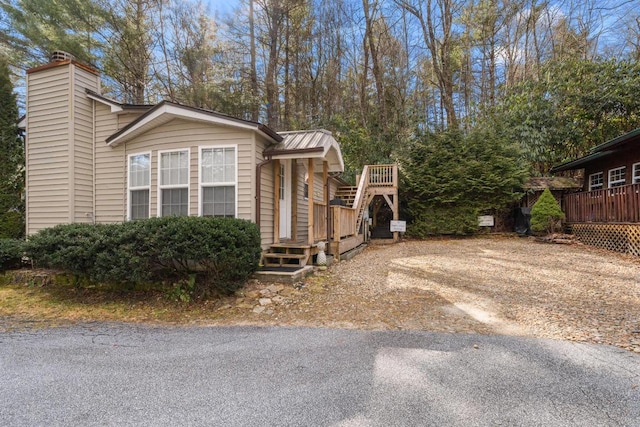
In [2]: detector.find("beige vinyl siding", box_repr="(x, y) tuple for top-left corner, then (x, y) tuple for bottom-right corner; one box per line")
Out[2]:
(26, 65), (71, 235)
(94, 103), (127, 223)
(295, 160), (309, 242)
(72, 66), (100, 223)
(118, 111), (146, 129)
(256, 137), (274, 248)
(329, 177), (339, 200)
(312, 166), (324, 201)
(124, 118), (255, 219)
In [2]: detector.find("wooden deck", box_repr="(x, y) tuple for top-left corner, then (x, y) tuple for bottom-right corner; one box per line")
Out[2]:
(564, 183), (640, 223)
(264, 164), (398, 270)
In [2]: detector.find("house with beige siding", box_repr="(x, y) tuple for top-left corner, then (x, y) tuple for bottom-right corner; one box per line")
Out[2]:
(24, 52), (399, 270)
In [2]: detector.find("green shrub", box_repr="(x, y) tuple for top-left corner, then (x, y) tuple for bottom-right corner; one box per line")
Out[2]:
(406, 205), (480, 238)
(136, 216), (262, 296)
(25, 223), (108, 280)
(400, 127), (526, 236)
(0, 209), (24, 239)
(530, 188), (565, 234)
(0, 238), (24, 271)
(25, 217), (262, 297)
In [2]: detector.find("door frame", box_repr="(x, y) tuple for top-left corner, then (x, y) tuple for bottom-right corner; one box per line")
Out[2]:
(279, 160), (292, 240)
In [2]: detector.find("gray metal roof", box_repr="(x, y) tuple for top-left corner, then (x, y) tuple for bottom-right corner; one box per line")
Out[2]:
(266, 129), (344, 172)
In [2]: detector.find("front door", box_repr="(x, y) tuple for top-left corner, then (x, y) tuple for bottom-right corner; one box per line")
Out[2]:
(279, 160), (292, 240)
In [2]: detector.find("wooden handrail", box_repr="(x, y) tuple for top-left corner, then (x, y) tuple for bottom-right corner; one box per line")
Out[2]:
(352, 165), (369, 234)
(564, 183), (640, 223)
(353, 164), (398, 233)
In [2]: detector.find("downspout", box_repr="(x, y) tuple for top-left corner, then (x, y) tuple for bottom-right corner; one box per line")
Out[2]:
(255, 155), (272, 228)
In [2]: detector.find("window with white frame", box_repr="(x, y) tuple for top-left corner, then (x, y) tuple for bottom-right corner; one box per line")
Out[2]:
(633, 163), (640, 184)
(159, 150), (189, 216)
(608, 166), (626, 188)
(200, 146), (236, 217)
(588, 172), (603, 191)
(128, 153), (150, 220)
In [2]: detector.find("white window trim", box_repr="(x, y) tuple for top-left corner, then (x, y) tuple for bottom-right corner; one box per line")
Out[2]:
(280, 163), (286, 201)
(127, 152), (151, 220)
(633, 163), (640, 184)
(608, 166), (626, 188)
(157, 148), (190, 217)
(588, 172), (603, 191)
(198, 145), (238, 217)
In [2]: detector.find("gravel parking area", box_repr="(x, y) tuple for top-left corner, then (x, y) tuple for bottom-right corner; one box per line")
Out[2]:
(4, 236), (640, 353)
(225, 236), (640, 353)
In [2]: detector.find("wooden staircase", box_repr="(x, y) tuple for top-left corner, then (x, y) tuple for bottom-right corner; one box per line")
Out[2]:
(261, 243), (317, 268)
(334, 186), (358, 207)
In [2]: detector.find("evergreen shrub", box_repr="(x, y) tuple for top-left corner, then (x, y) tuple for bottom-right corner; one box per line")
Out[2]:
(25, 217), (261, 297)
(0, 238), (24, 272)
(407, 206), (480, 238)
(530, 188), (565, 234)
(400, 128), (526, 236)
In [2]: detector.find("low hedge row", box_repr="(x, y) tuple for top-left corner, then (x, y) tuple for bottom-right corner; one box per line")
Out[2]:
(25, 217), (262, 297)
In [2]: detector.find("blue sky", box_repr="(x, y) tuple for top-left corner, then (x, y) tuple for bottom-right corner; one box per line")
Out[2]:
(206, 0), (239, 15)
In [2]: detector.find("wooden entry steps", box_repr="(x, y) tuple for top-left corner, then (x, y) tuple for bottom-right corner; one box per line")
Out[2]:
(262, 243), (318, 268)
(334, 186), (358, 207)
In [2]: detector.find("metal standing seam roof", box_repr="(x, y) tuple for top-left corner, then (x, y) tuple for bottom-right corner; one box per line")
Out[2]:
(266, 129), (345, 172)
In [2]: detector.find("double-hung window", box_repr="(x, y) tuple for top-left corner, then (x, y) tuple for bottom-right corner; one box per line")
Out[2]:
(159, 150), (189, 216)
(128, 153), (150, 220)
(200, 146), (236, 217)
(588, 172), (603, 191)
(608, 166), (626, 188)
(633, 163), (640, 184)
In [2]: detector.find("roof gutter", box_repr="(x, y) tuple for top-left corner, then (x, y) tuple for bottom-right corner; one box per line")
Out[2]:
(549, 150), (614, 173)
(264, 147), (325, 157)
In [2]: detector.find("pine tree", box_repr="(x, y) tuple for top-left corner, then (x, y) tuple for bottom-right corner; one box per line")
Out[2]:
(530, 188), (565, 235)
(0, 57), (24, 238)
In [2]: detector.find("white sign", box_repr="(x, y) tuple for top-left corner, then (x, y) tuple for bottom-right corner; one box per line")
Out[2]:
(478, 215), (495, 227)
(390, 220), (406, 232)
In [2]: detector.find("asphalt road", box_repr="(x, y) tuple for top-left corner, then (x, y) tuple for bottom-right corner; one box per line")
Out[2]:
(1, 324), (639, 426)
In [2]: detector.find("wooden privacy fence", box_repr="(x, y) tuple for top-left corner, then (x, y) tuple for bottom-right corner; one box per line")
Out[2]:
(564, 183), (640, 223)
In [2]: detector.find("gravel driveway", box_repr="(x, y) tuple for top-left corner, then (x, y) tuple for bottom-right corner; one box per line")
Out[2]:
(4, 236), (640, 354)
(220, 236), (640, 353)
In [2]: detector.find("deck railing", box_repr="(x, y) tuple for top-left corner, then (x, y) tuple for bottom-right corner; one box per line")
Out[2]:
(564, 183), (640, 223)
(351, 164), (398, 234)
(331, 205), (356, 240)
(367, 164), (397, 187)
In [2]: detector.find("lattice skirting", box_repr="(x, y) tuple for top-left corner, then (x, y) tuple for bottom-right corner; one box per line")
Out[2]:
(572, 223), (640, 256)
